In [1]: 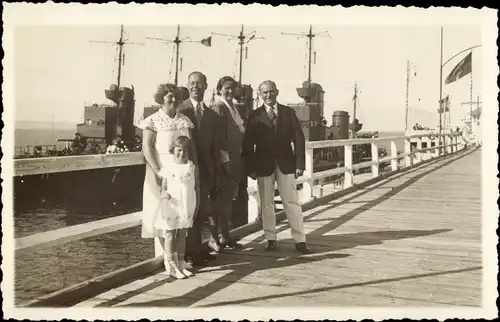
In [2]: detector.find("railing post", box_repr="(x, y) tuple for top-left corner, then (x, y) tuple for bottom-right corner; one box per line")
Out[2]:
(301, 146), (314, 202)
(404, 138), (412, 167)
(344, 144), (353, 188)
(248, 193), (259, 223)
(415, 137), (422, 163)
(390, 140), (398, 171)
(371, 141), (379, 178)
(432, 137), (439, 158)
(440, 135), (446, 156)
(154, 238), (163, 258)
(247, 179), (259, 223)
(446, 135), (452, 154)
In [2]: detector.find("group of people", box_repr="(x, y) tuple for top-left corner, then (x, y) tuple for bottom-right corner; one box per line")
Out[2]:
(137, 71), (310, 280)
(106, 135), (143, 154)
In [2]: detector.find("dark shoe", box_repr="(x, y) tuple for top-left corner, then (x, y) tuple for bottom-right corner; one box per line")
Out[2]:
(186, 253), (208, 267)
(295, 242), (311, 254)
(221, 240), (244, 250)
(265, 240), (277, 251)
(202, 251), (216, 261)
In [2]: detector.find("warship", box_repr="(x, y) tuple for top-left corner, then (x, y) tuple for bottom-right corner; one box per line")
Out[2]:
(14, 25), (373, 222)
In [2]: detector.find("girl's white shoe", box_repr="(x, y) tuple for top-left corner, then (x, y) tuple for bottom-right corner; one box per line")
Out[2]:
(177, 253), (194, 277)
(164, 257), (187, 279)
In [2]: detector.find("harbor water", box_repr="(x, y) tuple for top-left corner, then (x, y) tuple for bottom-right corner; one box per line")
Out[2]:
(14, 206), (154, 305)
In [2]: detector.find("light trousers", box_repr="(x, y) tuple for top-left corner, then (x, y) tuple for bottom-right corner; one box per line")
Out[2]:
(257, 166), (306, 243)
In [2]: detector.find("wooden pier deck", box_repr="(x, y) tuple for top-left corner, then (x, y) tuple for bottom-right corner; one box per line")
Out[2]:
(73, 148), (482, 308)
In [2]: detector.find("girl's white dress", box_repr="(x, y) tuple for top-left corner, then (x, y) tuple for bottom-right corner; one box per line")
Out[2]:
(136, 109), (196, 237)
(159, 160), (196, 230)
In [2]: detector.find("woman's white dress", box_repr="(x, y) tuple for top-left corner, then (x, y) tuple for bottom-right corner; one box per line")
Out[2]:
(136, 109), (196, 237)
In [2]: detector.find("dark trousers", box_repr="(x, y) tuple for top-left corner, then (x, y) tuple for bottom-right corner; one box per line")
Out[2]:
(186, 166), (217, 254)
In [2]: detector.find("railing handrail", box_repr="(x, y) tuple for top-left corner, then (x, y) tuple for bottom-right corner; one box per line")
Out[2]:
(14, 133), (467, 256)
(13, 133), (462, 177)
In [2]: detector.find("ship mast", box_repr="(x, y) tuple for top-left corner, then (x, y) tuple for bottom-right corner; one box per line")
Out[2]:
(147, 25), (212, 86)
(116, 25), (124, 89)
(90, 25), (143, 90)
(211, 25), (263, 85)
(281, 25), (331, 84)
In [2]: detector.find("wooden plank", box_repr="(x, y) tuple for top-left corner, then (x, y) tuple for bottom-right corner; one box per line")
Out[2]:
(22, 256), (165, 307)
(15, 152), (145, 176)
(15, 212), (142, 253)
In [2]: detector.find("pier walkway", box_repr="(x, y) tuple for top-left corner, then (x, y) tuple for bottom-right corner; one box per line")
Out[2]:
(70, 147), (481, 308)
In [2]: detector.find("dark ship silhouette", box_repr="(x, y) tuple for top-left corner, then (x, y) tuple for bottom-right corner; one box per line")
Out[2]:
(14, 25), (381, 224)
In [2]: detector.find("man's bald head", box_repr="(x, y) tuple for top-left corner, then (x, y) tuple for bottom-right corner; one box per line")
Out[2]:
(258, 80), (278, 92)
(258, 80), (279, 107)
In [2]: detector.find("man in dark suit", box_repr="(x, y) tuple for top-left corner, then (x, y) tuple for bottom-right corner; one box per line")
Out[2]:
(178, 71), (222, 266)
(242, 80), (311, 254)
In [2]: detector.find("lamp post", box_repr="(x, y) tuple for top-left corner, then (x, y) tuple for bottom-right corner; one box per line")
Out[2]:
(405, 60), (418, 132)
(438, 26), (481, 154)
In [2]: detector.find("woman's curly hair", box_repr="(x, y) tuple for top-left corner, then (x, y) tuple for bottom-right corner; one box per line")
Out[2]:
(153, 83), (180, 105)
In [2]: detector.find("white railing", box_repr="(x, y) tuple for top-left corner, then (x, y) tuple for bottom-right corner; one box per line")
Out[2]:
(14, 132), (466, 262)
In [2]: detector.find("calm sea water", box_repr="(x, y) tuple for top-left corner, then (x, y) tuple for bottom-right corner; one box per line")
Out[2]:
(14, 207), (154, 305)
(13, 129), (405, 304)
(15, 128), (75, 146)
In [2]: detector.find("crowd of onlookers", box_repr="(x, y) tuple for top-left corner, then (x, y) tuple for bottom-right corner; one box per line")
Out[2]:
(412, 123), (431, 131)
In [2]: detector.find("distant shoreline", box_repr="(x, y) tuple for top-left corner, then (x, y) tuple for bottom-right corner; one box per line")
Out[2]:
(15, 121), (76, 130)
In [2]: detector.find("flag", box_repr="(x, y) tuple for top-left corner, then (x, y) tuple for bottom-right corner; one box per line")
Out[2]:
(201, 36), (211, 47)
(445, 52), (472, 84)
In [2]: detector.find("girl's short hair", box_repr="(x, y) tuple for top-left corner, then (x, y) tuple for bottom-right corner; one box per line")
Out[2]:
(153, 83), (180, 105)
(216, 76), (237, 95)
(169, 135), (191, 154)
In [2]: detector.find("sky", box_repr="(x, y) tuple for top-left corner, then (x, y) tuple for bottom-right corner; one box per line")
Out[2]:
(15, 24), (482, 132)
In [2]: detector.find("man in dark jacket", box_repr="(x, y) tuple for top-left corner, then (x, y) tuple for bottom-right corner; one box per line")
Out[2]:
(242, 80), (310, 254)
(178, 71), (222, 266)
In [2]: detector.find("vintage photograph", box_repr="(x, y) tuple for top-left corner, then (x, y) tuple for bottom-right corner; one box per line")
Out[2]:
(2, 3), (498, 321)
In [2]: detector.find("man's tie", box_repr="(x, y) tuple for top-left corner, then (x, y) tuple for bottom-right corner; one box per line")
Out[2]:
(268, 106), (277, 129)
(195, 102), (203, 127)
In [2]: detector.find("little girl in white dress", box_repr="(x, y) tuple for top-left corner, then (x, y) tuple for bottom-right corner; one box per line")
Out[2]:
(156, 136), (196, 278)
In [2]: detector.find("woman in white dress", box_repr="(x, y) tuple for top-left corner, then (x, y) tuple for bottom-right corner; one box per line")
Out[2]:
(137, 83), (197, 279)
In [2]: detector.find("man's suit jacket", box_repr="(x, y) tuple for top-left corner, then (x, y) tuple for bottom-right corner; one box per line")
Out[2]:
(212, 99), (245, 180)
(178, 99), (222, 181)
(242, 103), (305, 177)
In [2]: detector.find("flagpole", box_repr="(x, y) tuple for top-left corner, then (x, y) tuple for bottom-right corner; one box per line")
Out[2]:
(439, 26), (443, 154)
(469, 50), (473, 127)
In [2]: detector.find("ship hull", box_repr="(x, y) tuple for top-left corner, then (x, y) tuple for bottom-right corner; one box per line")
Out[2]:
(14, 165), (250, 227)
(14, 165), (146, 215)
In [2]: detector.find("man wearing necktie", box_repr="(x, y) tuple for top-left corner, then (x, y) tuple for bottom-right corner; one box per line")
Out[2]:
(242, 80), (311, 254)
(178, 71), (223, 266)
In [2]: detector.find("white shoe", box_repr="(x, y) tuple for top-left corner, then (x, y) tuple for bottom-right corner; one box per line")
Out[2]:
(165, 258), (187, 279)
(177, 253), (194, 277)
